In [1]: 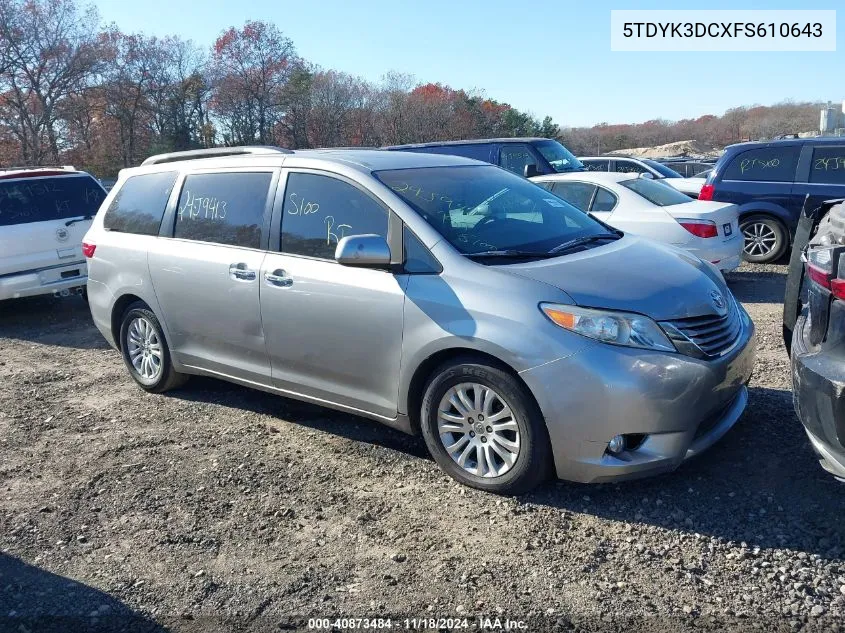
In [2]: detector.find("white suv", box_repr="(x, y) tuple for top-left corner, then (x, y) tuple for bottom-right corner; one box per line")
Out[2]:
(0, 167), (106, 301)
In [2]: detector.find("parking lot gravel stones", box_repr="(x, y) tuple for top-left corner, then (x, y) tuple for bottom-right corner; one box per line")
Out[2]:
(1, 262), (844, 632)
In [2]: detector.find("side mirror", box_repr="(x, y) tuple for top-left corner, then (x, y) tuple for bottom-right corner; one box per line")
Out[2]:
(335, 234), (391, 268)
(523, 163), (540, 178)
(640, 172), (655, 179)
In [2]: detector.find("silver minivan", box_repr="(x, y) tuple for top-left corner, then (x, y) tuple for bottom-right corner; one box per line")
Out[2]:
(84, 147), (756, 494)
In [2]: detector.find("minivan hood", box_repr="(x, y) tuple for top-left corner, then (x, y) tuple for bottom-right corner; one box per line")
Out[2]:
(498, 235), (727, 321)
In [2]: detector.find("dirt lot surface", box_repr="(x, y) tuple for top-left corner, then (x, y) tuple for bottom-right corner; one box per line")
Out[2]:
(2, 262), (845, 633)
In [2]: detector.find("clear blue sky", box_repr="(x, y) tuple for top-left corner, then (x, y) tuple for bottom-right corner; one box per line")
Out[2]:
(96, 0), (842, 128)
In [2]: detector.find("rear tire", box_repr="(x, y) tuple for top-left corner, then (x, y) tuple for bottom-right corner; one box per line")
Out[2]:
(740, 214), (787, 263)
(420, 357), (551, 495)
(119, 301), (187, 393)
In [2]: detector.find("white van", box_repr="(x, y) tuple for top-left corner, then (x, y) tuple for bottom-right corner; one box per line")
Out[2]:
(0, 167), (107, 301)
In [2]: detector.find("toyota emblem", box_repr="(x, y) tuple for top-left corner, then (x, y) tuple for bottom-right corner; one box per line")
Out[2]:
(710, 290), (726, 311)
(55, 227), (69, 242)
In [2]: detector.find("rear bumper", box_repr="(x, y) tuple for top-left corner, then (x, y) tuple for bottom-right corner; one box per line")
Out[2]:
(683, 235), (743, 272)
(791, 319), (845, 480)
(0, 262), (88, 300)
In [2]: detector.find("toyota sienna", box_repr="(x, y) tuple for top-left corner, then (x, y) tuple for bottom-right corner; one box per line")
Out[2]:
(84, 147), (756, 494)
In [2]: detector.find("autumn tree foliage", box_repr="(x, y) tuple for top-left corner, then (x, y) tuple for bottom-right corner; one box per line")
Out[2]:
(0, 1), (828, 175)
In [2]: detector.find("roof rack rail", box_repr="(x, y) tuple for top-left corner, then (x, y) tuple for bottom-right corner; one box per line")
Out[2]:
(0, 164), (76, 172)
(141, 146), (293, 166)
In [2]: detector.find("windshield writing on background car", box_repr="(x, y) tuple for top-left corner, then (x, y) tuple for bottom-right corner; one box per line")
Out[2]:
(376, 165), (608, 256)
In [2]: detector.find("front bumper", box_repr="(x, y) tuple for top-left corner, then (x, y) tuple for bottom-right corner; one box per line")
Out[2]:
(521, 308), (756, 483)
(791, 319), (845, 480)
(0, 261), (88, 301)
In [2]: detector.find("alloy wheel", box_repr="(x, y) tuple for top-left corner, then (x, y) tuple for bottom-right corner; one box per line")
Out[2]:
(126, 317), (163, 381)
(437, 382), (521, 478)
(742, 221), (778, 257)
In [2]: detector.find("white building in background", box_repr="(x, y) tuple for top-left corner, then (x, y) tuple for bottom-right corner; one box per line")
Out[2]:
(820, 101), (845, 135)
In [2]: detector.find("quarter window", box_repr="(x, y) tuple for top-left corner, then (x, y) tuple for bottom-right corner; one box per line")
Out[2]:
(723, 146), (800, 182)
(281, 173), (388, 260)
(809, 146), (845, 185)
(551, 182), (596, 212)
(174, 172), (272, 249)
(104, 171), (176, 235)
(591, 187), (618, 212)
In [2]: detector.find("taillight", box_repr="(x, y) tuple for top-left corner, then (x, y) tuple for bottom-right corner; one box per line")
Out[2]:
(678, 219), (718, 239)
(82, 242), (96, 258)
(806, 247), (845, 299)
(699, 184), (714, 201)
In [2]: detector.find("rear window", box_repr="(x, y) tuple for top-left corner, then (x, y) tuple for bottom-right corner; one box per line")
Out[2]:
(809, 146), (845, 185)
(723, 146), (800, 182)
(0, 174), (106, 228)
(104, 171), (178, 235)
(620, 178), (692, 207)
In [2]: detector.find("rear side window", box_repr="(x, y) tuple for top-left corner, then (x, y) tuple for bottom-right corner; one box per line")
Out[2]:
(582, 159), (609, 172)
(104, 171), (177, 235)
(0, 174), (105, 227)
(281, 172), (388, 259)
(498, 144), (538, 175)
(615, 160), (649, 175)
(723, 146), (800, 182)
(174, 172), (272, 249)
(551, 182), (596, 212)
(809, 146), (845, 185)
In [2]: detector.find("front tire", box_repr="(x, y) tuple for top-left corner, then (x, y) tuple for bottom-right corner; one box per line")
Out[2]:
(119, 302), (187, 393)
(420, 358), (551, 495)
(740, 214), (787, 263)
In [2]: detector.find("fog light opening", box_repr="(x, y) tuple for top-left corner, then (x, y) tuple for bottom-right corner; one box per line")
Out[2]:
(607, 435), (626, 455)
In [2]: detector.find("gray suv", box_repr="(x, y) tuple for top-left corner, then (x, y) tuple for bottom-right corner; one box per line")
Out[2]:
(84, 147), (756, 494)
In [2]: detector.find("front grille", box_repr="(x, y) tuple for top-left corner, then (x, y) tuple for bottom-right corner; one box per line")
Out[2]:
(662, 300), (742, 358)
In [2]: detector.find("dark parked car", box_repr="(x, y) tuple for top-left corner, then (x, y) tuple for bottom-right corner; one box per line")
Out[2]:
(701, 137), (845, 263)
(783, 197), (845, 480)
(384, 138), (583, 177)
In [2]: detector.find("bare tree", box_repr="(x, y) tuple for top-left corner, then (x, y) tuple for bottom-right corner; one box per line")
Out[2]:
(0, 0), (102, 163)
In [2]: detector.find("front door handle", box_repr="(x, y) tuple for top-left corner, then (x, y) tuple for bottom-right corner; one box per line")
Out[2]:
(264, 269), (293, 287)
(229, 263), (256, 282)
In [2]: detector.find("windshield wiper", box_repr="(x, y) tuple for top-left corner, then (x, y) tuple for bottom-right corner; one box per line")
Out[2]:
(65, 215), (92, 227)
(548, 232), (620, 255)
(465, 249), (554, 259)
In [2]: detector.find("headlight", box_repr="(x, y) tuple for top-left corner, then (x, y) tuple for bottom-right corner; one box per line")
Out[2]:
(540, 303), (676, 352)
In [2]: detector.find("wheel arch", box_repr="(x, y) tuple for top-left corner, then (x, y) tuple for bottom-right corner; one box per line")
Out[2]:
(110, 294), (148, 351)
(404, 347), (543, 436)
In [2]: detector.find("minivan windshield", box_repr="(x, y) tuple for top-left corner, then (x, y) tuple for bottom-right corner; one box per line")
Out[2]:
(621, 177), (693, 207)
(376, 165), (615, 257)
(535, 140), (584, 173)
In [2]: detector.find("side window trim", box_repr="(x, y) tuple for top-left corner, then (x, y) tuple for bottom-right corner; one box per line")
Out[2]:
(795, 143), (812, 183)
(273, 168), (397, 263)
(164, 167), (279, 250)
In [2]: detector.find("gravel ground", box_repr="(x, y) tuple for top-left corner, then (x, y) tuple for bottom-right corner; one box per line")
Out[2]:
(1, 262), (845, 633)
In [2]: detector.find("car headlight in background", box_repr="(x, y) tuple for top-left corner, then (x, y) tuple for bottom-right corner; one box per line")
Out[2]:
(540, 303), (676, 352)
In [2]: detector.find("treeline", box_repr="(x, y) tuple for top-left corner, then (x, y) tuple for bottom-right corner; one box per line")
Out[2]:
(560, 101), (824, 156)
(0, 0), (559, 177)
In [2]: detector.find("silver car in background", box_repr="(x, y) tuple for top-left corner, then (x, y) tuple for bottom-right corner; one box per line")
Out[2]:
(83, 147), (756, 494)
